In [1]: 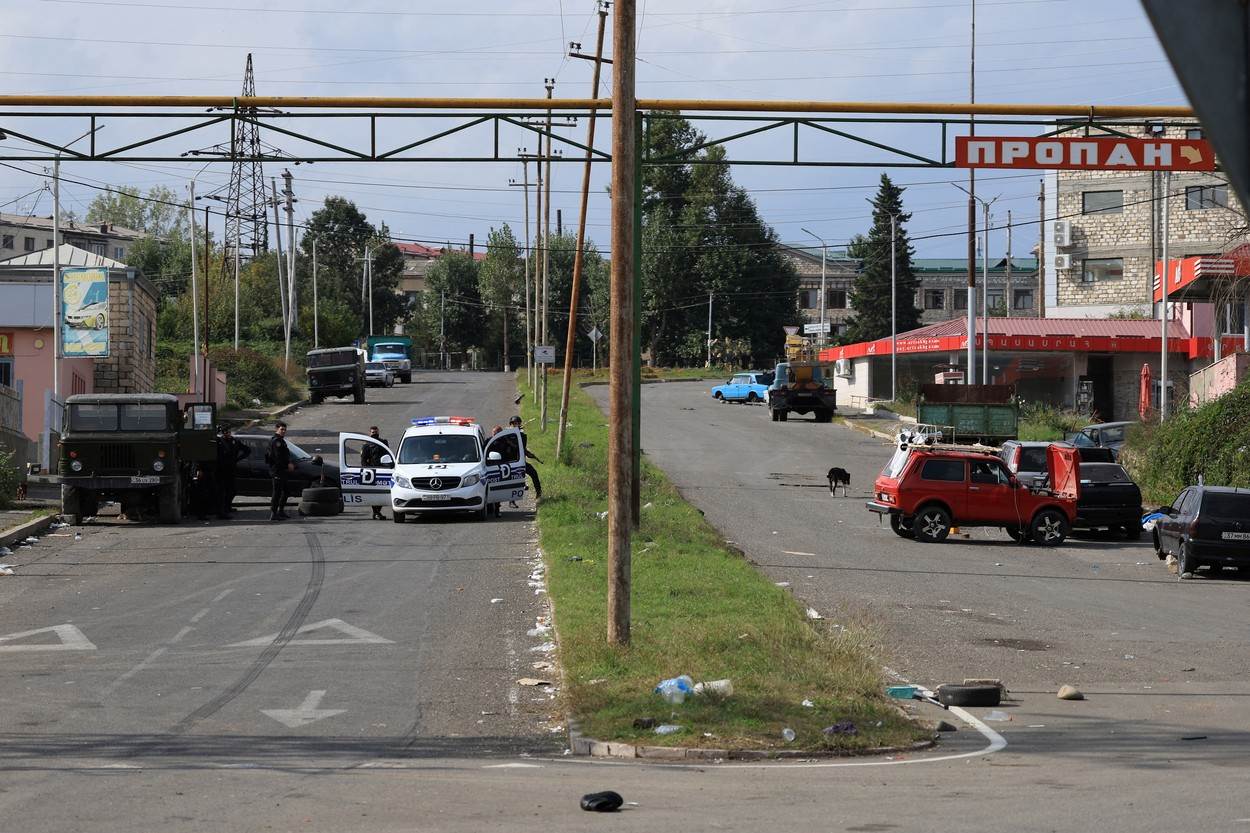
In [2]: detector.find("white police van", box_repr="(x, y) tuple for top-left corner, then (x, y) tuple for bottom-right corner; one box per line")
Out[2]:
(341, 416), (526, 522)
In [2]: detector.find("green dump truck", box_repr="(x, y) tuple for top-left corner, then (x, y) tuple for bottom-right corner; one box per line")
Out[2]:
(917, 383), (1018, 445)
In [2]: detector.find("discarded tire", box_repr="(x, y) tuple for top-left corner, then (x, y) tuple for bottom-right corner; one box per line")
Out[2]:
(936, 683), (1002, 708)
(580, 791), (624, 813)
(298, 486), (343, 517)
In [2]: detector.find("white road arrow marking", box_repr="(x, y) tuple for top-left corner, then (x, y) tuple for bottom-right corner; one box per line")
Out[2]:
(261, 690), (346, 728)
(226, 618), (394, 648)
(0, 624), (97, 652)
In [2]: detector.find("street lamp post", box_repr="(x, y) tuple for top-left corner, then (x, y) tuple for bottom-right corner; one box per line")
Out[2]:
(953, 184), (997, 385)
(801, 228), (827, 347)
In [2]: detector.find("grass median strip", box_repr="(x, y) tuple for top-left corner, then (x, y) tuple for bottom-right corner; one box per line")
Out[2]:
(521, 372), (927, 752)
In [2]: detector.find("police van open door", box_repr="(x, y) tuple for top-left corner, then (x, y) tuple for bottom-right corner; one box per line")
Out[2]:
(482, 428), (527, 508)
(338, 432), (395, 508)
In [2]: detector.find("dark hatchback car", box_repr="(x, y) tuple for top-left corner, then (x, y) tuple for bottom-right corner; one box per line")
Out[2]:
(1154, 486), (1250, 578)
(1074, 463), (1143, 538)
(232, 433), (340, 499)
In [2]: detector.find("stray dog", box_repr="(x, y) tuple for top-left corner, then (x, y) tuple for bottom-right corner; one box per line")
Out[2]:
(827, 467), (850, 496)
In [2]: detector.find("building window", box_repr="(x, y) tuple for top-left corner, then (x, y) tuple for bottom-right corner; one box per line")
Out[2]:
(114, 247), (125, 259)
(954, 292), (967, 311)
(90, 242), (106, 256)
(1185, 128), (1204, 140)
(45, 239), (53, 249)
(72, 373), (87, 396)
(924, 289), (945, 310)
(1082, 257), (1124, 284)
(826, 289), (847, 309)
(1082, 190), (1124, 214)
(987, 290), (1006, 312)
(23, 237), (35, 252)
(800, 289), (820, 309)
(1013, 288), (1034, 310)
(0, 358), (12, 388)
(1, 235), (12, 250)
(1185, 184), (1228, 210)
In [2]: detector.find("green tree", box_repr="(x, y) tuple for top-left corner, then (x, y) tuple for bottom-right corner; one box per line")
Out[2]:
(419, 252), (483, 356)
(844, 174), (922, 344)
(639, 117), (798, 366)
(478, 225), (524, 369)
(86, 186), (146, 230)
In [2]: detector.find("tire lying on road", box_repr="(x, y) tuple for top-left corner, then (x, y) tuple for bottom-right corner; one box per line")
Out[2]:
(298, 486), (344, 517)
(936, 683), (1002, 708)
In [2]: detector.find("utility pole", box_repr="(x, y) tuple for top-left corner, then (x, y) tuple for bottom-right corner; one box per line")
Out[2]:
(270, 179), (290, 370)
(203, 204), (210, 386)
(1005, 210), (1013, 319)
(312, 238), (319, 348)
(706, 292), (714, 366)
(802, 228), (828, 348)
(1160, 170), (1171, 421)
(189, 180), (200, 397)
(954, 184), (994, 385)
(556, 1), (608, 463)
(509, 157), (534, 388)
(608, 0), (636, 647)
(357, 246), (375, 339)
(966, 0), (977, 385)
(233, 232), (241, 348)
(981, 199), (992, 384)
(890, 213), (898, 401)
(52, 159), (61, 403)
(1037, 178), (1046, 319)
(542, 78), (554, 432)
(281, 168), (297, 333)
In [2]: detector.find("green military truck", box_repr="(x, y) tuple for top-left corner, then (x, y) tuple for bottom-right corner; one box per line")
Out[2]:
(59, 394), (218, 524)
(917, 383), (1018, 445)
(307, 346), (366, 405)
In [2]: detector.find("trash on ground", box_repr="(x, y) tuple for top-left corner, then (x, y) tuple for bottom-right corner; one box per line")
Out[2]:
(596, 511), (608, 520)
(1182, 666), (1196, 672)
(530, 642), (556, 653)
(642, 502), (653, 510)
(0, 547), (10, 557)
(822, 721), (857, 736)
(532, 661), (554, 671)
(934, 720), (959, 732)
(527, 626), (550, 637)
(580, 791), (624, 813)
(655, 675), (694, 704)
(74, 533), (82, 541)
(775, 581), (790, 587)
(886, 685), (918, 700)
(692, 679), (733, 697)
(1123, 654), (1135, 660)
(567, 555), (583, 562)
(0, 564), (13, 576)
(994, 562), (1004, 567)
(517, 678), (552, 687)
(1181, 735), (1208, 741)
(805, 608), (823, 620)
(801, 699), (815, 708)
(654, 724), (683, 735)
(632, 717), (656, 730)
(490, 598), (504, 604)
(1056, 685), (1085, 700)
(982, 710), (1011, 722)
(781, 727), (797, 742)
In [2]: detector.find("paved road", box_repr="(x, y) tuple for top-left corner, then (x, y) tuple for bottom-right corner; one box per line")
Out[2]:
(2, 373), (1248, 833)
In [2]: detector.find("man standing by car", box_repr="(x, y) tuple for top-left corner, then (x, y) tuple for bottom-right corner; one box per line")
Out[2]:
(359, 425), (390, 520)
(507, 415), (542, 503)
(268, 421), (295, 521)
(215, 427), (250, 518)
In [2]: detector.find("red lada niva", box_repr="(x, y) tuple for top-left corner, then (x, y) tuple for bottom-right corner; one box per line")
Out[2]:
(866, 442), (1080, 545)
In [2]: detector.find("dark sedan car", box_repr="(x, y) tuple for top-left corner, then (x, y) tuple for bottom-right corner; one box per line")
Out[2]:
(233, 433), (340, 499)
(1074, 463), (1143, 539)
(1154, 486), (1250, 578)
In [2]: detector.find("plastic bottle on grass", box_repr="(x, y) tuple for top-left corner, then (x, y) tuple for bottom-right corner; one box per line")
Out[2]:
(655, 675), (694, 704)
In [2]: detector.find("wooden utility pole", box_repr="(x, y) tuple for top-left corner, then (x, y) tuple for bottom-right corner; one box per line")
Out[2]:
(541, 79), (554, 431)
(556, 2), (608, 463)
(608, 0), (636, 647)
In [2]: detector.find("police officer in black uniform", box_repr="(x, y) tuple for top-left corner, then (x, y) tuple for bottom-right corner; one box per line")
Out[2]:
(268, 421), (294, 521)
(508, 415), (543, 502)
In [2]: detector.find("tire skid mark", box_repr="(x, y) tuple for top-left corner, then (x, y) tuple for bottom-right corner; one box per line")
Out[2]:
(168, 530), (326, 735)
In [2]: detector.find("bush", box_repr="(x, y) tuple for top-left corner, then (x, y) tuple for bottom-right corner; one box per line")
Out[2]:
(1122, 379), (1250, 505)
(0, 449), (18, 510)
(1017, 400), (1087, 441)
(207, 346), (302, 410)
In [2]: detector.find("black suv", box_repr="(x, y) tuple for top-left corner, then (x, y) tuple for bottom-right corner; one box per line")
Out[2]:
(1154, 486), (1250, 578)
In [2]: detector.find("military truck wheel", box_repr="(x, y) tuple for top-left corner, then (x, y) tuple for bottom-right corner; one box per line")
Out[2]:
(770, 409), (778, 422)
(157, 484), (182, 524)
(815, 409), (833, 423)
(310, 392), (324, 405)
(777, 410), (788, 422)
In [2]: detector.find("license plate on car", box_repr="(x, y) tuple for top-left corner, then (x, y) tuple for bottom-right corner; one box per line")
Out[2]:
(130, 476), (160, 484)
(1222, 531), (1250, 540)
(423, 495), (452, 502)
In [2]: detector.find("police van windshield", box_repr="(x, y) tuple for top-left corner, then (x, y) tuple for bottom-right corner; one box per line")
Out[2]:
(399, 434), (480, 465)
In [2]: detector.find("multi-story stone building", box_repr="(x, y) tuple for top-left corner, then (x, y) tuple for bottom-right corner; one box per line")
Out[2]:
(1044, 123), (1246, 323)
(395, 241), (484, 307)
(780, 244), (858, 339)
(913, 257), (1040, 324)
(0, 212), (143, 263)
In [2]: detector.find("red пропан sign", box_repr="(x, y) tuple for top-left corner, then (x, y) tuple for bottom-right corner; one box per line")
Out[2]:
(955, 136), (1216, 171)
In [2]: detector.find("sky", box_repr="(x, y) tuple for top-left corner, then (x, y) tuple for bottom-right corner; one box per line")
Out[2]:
(0, 0), (1187, 263)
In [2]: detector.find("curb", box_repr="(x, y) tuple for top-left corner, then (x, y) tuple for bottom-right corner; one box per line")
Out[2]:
(567, 719), (935, 761)
(837, 418), (896, 442)
(0, 512), (58, 549)
(226, 399), (310, 430)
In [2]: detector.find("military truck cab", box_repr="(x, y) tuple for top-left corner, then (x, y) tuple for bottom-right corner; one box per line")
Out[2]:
(59, 394), (218, 524)
(307, 347), (366, 405)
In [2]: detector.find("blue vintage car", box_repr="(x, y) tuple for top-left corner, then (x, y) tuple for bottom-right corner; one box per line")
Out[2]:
(711, 371), (774, 404)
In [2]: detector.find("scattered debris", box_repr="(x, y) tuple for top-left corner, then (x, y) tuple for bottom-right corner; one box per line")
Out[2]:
(654, 724), (683, 735)
(0, 564), (13, 576)
(580, 791), (624, 813)
(632, 717), (656, 730)
(692, 679), (733, 697)
(994, 562), (1004, 567)
(530, 642), (556, 653)
(1123, 654), (1135, 660)
(532, 661), (554, 671)
(886, 685), (918, 700)
(781, 727), (796, 742)
(655, 675), (694, 704)
(801, 699), (815, 708)
(805, 608), (823, 620)
(1181, 735), (1208, 741)
(0, 547), (10, 557)
(822, 721), (857, 736)
(1182, 667), (1196, 672)
(982, 710), (1011, 722)
(527, 626), (550, 637)
(1056, 685), (1085, 701)
(567, 555), (583, 562)
(642, 502), (653, 510)
(934, 720), (959, 732)
(517, 678), (552, 687)
(596, 511), (608, 520)
(490, 598), (504, 604)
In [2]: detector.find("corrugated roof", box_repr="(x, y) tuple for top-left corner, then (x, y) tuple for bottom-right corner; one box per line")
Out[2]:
(914, 257), (1038, 272)
(0, 243), (129, 269)
(0, 212), (143, 239)
(905, 316), (1189, 340)
(394, 241), (486, 261)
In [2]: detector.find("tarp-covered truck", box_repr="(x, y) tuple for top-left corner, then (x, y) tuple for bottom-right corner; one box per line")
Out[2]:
(917, 383), (1018, 445)
(367, 335), (413, 383)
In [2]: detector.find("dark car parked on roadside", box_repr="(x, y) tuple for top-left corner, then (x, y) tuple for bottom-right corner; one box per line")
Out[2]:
(1154, 486), (1250, 578)
(232, 433), (340, 499)
(1074, 463), (1143, 539)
